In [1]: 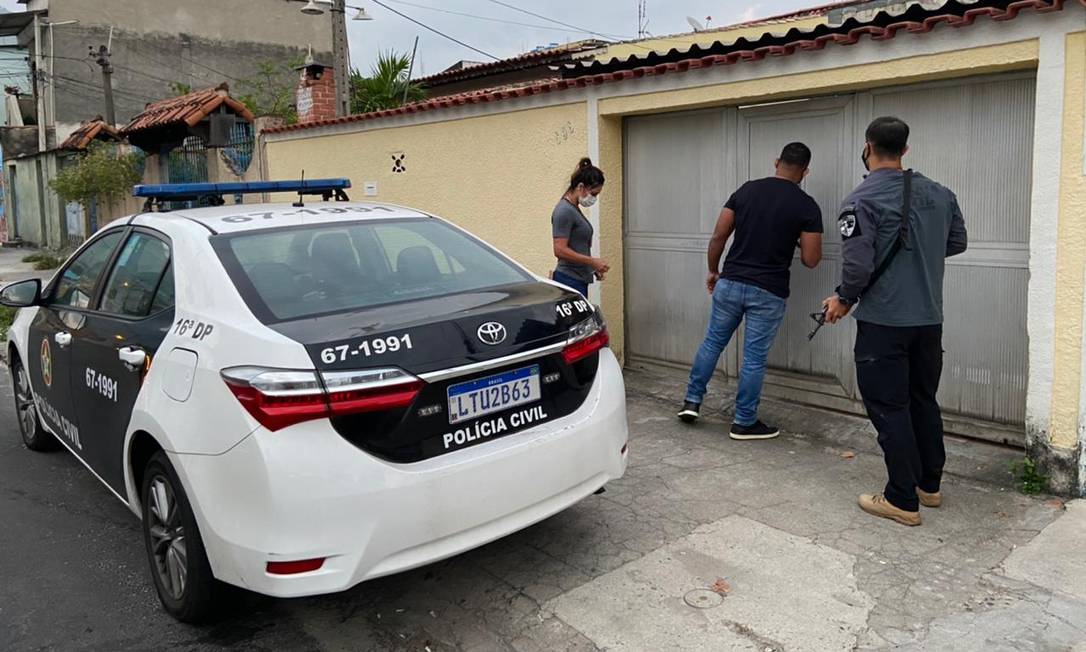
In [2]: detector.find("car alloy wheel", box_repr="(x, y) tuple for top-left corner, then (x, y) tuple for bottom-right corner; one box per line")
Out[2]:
(141, 452), (224, 623)
(10, 359), (56, 451)
(14, 364), (37, 439)
(147, 474), (188, 601)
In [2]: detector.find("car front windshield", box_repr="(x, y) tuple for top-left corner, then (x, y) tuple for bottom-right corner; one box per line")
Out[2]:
(214, 218), (530, 322)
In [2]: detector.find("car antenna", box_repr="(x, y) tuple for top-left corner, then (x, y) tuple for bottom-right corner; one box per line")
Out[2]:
(293, 170), (307, 208)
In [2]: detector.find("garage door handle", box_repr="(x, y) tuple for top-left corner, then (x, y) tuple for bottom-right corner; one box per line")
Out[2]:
(54, 332), (72, 347)
(118, 347), (147, 369)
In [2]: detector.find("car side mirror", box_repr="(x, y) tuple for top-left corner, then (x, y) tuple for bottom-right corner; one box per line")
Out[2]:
(0, 279), (41, 308)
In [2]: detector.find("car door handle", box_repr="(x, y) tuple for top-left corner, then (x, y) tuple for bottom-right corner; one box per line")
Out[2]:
(118, 347), (147, 370)
(54, 332), (72, 347)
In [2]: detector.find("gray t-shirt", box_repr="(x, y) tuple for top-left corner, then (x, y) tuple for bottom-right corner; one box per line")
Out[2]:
(552, 199), (595, 283)
(838, 169), (968, 326)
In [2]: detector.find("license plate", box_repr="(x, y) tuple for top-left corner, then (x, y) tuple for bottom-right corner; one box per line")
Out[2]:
(447, 365), (541, 424)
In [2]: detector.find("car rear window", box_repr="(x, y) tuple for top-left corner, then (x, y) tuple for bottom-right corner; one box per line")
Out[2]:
(214, 219), (531, 321)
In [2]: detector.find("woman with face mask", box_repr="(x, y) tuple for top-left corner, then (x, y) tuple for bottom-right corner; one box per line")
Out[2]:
(551, 157), (609, 298)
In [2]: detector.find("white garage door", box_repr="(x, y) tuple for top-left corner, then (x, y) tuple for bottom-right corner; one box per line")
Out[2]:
(624, 74), (1034, 444)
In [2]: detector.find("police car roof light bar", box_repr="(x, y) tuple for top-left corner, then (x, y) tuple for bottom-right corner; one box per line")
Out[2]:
(133, 179), (352, 212)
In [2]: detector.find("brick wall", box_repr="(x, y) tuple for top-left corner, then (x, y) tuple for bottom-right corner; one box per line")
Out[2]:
(296, 66), (337, 124)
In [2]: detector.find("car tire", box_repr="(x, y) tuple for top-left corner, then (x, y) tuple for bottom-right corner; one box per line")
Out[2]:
(10, 356), (59, 452)
(141, 451), (225, 623)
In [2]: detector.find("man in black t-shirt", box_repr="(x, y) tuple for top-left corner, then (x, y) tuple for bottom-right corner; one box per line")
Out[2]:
(678, 142), (824, 440)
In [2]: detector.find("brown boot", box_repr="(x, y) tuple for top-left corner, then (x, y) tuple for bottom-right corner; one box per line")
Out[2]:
(917, 489), (942, 508)
(858, 494), (921, 526)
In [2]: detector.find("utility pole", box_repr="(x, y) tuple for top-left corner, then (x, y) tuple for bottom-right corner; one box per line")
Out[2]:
(91, 44), (115, 126)
(331, 0), (351, 117)
(32, 14), (46, 152)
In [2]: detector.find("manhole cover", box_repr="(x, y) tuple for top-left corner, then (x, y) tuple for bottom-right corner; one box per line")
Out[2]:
(683, 589), (724, 609)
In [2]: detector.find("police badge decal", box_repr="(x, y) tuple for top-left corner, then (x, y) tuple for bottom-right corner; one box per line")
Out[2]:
(838, 206), (859, 240)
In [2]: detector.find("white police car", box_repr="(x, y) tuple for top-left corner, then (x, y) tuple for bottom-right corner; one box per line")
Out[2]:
(2, 179), (628, 622)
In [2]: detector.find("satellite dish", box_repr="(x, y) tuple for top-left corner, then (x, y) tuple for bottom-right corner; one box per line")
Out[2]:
(686, 16), (705, 32)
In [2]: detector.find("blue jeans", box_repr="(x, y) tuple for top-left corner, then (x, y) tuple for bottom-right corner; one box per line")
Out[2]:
(685, 278), (787, 426)
(552, 270), (589, 298)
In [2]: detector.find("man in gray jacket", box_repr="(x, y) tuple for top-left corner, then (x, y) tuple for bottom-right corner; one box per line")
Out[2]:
(823, 116), (967, 527)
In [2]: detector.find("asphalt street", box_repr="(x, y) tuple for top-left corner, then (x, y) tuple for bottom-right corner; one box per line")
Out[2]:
(2, 366), (1082, 652)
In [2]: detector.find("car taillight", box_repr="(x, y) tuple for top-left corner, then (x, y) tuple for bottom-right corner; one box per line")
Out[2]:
(563, 315), (610, 364)
(322, 369), (423, 416)
(221, 366), (423, 432)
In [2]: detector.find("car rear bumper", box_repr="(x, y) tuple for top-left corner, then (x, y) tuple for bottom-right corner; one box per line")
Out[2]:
(175, 349), (628, 598)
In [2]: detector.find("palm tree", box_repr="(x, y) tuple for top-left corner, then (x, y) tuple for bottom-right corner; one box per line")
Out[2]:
(350, 51), (425, 114)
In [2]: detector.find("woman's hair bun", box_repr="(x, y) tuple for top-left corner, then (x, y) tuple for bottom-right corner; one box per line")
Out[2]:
(568, 156), (605, 191)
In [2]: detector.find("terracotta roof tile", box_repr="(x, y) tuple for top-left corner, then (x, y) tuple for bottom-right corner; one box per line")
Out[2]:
(119, 83), (255, 135)
(58, 116), (122, 151)
(417, 40), (607, 88)
(266, 0), (1072, 136)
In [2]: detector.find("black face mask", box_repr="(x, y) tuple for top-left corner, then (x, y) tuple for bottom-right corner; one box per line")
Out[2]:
(861, 145), (871, 172)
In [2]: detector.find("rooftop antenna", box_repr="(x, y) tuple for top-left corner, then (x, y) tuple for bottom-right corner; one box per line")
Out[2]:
(637, 0), (649, 39)
(294, 170), (306, 207)
(686, 16), (705, 32)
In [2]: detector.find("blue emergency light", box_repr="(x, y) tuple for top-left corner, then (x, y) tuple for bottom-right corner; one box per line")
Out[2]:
(133, 178), (352, 211)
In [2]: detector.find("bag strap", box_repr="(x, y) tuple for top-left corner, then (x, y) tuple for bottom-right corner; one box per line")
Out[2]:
(861, 169), (912, 298)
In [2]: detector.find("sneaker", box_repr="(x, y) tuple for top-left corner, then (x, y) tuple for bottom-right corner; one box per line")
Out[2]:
(858, 493), (921, 526)
(729, 420), (779, 440)
(678, 401), (701, 423)
(917, 488), (942, 508)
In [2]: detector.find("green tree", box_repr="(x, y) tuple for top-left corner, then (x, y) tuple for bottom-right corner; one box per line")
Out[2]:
(236, 58), (305, 124)
(350, 51), (425, 114)
(49, 141), (144, 209)
(169, 81), (193, 97)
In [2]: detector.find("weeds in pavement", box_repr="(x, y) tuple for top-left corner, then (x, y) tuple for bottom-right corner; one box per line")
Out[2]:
(0, 305), (15, 340)
(21, 253), (61, 270)
(1011, 457), (1049, 495)
(32, 256), (61, 270)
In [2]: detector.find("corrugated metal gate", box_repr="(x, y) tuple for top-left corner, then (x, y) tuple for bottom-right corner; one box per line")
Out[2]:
(624, 74), (1034, 444)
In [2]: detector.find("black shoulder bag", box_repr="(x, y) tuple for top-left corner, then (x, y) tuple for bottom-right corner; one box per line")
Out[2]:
(808, 169), (913, 340)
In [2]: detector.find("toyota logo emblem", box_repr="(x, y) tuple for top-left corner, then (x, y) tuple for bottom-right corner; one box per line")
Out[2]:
(477, 322), (507, 346)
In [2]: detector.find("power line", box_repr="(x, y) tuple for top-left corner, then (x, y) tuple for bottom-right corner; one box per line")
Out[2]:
(110, 35), (244, 83)
(359, 0), (501, 61)
(178, 55), (244, 83)
(54, 74), (158, 103)
(379, 0), (605, 36)
(111, 63), (182, 87)
(0, 52), (98, 73)
(481, 0), (629, 41)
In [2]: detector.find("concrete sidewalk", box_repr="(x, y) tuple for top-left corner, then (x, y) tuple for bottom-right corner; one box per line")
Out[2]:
(538, 367), (1086, 651)
(0, 245), (53, 285)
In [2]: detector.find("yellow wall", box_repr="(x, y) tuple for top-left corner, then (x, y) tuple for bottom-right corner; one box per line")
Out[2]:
(598, 40), (1038, 117)
(601, 16), (825, 62)
(265, 103), (588, 278)
(1049, 31), (1086, 450)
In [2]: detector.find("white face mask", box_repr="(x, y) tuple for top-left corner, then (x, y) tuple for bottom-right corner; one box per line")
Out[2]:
(579, 194), (598, 208)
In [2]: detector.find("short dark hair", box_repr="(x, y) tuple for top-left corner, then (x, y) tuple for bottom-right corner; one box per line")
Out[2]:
(778, 142), (812, 169)
(568, 157), (605, 192)
(865, 116), (910, 158)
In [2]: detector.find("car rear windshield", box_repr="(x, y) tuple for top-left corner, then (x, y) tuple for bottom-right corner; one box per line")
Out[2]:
(213, 218), (531, 322)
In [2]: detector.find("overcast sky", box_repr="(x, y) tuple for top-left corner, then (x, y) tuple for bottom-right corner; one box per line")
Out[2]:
(345, 1), (820, 78)
(0, 0), (821, 78)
